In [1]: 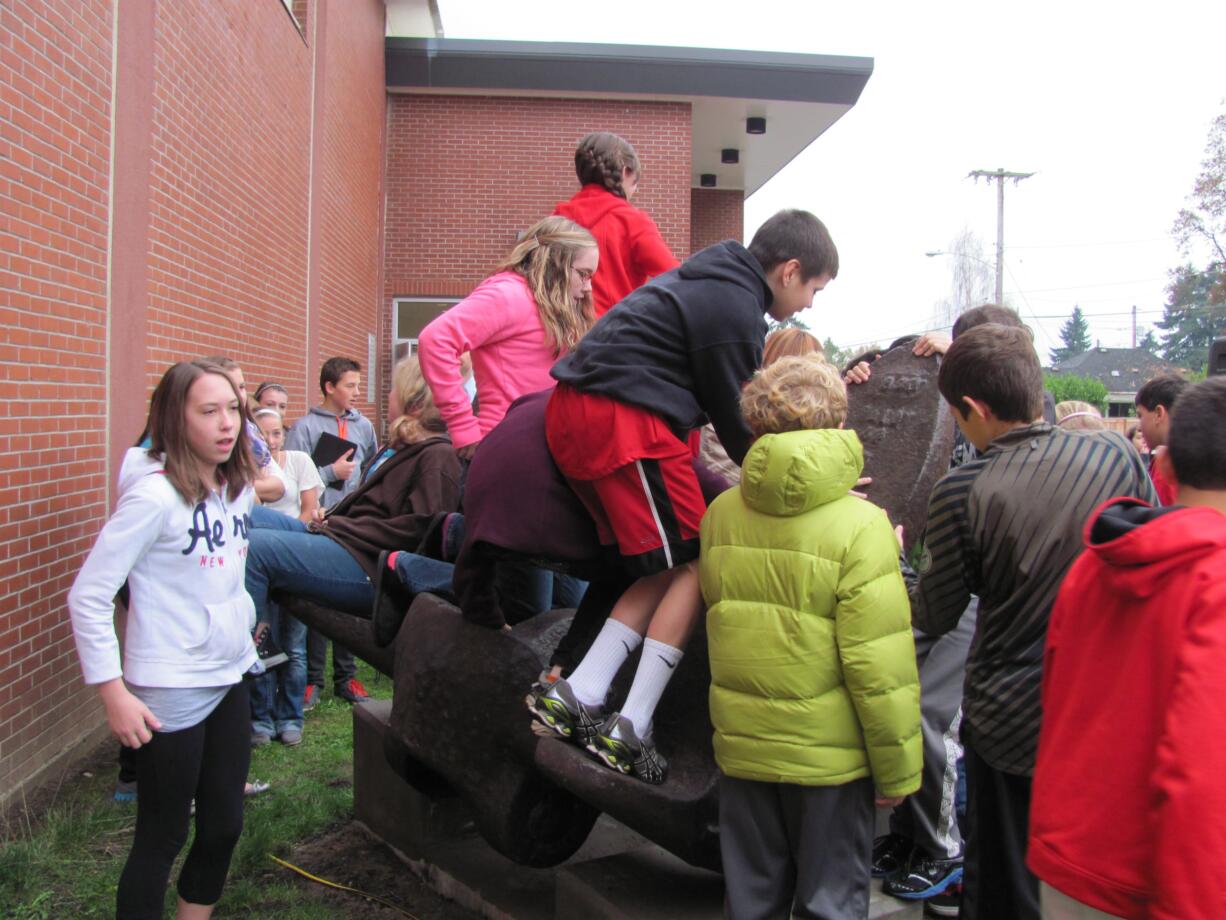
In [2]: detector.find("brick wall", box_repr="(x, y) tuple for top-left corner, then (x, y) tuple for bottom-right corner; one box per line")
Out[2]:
(311, 0), (385, 419)
(0, 0), (386, 805)
(380, 95), (692, 406)
(0, 0), (115, 803)
(690, 187), (745, 253)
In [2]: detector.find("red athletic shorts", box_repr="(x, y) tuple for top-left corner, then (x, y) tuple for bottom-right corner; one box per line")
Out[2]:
(546, 385), (705, 577)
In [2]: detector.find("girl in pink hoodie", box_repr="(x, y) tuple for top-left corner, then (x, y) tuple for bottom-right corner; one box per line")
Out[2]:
(418, 216), (598, 460)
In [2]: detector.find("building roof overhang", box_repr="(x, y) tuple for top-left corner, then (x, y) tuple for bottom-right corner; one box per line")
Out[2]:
(384, 36), (873, 196)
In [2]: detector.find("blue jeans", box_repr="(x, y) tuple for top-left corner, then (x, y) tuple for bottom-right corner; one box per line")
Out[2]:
(496, 562), (587, 624)
(249, 605), (307, 735)
(393, 551), (456, 599)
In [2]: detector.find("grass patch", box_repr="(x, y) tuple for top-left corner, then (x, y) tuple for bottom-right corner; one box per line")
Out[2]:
(0, 660), (391, 920)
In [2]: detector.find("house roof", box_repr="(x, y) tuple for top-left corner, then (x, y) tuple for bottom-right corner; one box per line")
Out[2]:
(382, 35), (873, 196)
(1052, 347), (1185, 399)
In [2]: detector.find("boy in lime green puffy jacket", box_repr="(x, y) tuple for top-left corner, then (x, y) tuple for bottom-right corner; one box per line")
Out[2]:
(700, 355), (921, 920)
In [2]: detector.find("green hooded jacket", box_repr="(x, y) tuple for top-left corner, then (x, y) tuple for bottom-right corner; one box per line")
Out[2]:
(699, 428), (921, 795)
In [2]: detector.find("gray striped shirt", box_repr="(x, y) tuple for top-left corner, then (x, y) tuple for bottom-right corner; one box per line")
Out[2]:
(911, 423), (1156, 775)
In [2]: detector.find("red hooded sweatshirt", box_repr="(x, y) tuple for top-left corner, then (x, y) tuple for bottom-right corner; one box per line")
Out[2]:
(555, 184), (678, 316)
(1028, 497), (1226, 919)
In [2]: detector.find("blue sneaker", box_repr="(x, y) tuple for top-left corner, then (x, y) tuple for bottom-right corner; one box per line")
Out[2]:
(883, 854), (964, 900)
(113, 779), (137, 803)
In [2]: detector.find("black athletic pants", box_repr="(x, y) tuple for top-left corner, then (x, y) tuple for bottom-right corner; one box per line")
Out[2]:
(961, 742), (1040, 920)
(116, 682), (250, 919)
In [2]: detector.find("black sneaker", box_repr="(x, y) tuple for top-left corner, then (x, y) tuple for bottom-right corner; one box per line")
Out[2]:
(872, 832), (914, 879)
(924, 881), (963, 917)
(371, 550), (412, 647)
(252, 622), (288, 669)
(883, 854), (964, 900)
(587, 713), (668, 785)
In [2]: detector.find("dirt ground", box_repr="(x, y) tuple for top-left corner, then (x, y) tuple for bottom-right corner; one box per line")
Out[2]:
(284, 822), (483, 920)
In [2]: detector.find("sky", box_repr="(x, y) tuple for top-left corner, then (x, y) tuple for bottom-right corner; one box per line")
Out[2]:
(437, 0), (1226, 362)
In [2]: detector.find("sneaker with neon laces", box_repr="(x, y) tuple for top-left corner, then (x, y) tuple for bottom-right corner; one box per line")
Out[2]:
(334, 677), (370, 703)
(587, 713), (668, 784)
(526, 677), (604, 747)
(872, 832), (915, 879)
(303, 684), (322, 711)
(882, 853), (964, 901)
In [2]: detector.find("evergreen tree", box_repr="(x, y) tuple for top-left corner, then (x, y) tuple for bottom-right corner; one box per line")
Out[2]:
(1049, 305), (1092, 366)
(1138, 327), (1160, 353)
(1155, 263), (1226, 371)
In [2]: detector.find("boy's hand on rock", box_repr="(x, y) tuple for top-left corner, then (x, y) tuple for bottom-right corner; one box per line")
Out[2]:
(894, 525), (905, 549)
(913, 332), (951, 357)
(843, 361), (873, 385)
(849, 476), (872, 499)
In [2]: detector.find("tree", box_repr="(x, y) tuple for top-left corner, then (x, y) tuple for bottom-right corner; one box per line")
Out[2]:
(821, 336), (851, 368)
(768, 314), (811, 333)
(1155, 263), (1226, 371)
(1172, 109), (1226, 305)
(1049, 305), (1092, 366)
(932, 227), (995, 328)
(1043, 372), (1109, 415)
(1138, 327), (1160, 353)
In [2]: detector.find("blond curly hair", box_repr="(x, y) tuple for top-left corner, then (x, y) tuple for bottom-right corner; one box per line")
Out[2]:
(740, 354), (848, 438)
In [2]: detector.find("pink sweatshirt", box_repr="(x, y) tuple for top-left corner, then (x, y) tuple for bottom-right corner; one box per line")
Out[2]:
(418, 271), (561, 449)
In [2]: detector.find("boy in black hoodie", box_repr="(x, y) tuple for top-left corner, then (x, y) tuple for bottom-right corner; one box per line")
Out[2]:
(529, 209), (839, 783)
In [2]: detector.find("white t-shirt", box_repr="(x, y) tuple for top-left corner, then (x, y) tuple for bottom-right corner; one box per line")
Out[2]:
(264, 449), (324, 519)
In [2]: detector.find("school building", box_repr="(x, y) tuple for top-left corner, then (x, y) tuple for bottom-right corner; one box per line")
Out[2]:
(0, 0), (871, 804)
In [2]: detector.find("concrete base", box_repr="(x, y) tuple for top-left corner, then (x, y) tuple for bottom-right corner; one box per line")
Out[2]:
(354, 701), (921, 919)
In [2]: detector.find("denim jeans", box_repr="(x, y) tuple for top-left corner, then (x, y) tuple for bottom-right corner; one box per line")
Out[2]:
(249, 604), (308, 736)
(249, 507), (362, 687)
(495, 563), (588, 625)
(393, 551), (456, 600)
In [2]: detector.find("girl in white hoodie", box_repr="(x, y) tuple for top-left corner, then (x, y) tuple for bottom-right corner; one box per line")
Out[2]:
(69, 360), (258, 920)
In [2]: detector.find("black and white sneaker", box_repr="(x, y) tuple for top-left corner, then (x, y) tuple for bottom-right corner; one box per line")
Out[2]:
(252, 621), (288, 670)
(883, 854), (964, 901)
(587, 713), (668, 785)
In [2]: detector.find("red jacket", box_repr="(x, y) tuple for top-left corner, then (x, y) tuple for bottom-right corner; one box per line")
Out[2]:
(554, 184), (678, 316)
(1028, 498), (1226, 919)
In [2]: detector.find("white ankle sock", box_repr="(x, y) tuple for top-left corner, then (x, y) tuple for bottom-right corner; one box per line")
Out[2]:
(566, 618), (643, 708)
(618, 638), (684, 735)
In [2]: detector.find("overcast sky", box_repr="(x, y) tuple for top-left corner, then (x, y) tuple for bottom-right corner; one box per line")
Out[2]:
(438, 0), (1225, 361)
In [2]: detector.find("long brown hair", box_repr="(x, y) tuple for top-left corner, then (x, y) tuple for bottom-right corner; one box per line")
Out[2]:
(387, 355), (447, 448)
(574, 132), (640, 198)
(494, 216), (596, 356)
(146, 361), (256, 503)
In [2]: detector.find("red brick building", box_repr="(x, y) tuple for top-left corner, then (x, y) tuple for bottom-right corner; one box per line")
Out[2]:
(0, 0), (870, 803)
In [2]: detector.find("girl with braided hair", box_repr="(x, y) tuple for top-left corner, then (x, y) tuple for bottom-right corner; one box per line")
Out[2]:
(417, 215), (598, 461)
(555, 131), (678, 316)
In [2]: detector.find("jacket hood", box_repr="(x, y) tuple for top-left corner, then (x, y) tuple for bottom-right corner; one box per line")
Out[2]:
(675, 241), (772, 308)
(555, 184), (626, 226)
(118, 446), (165, 494)
(307, 405), (363, 421)
(739, 429), (863, 516)
(1083, 497), (1226, 597)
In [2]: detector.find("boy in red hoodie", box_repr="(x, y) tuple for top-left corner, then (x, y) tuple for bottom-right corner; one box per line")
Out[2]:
(1028, 376), (1226, 920)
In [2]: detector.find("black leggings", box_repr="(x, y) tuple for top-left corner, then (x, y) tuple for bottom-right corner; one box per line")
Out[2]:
(117, 682), (251, 919)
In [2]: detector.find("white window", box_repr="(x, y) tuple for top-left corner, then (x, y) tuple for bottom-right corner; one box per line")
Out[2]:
(392, 298), (459, 363)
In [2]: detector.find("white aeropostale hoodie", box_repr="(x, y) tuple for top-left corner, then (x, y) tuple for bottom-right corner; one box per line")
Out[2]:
(68, 448), (258, 688)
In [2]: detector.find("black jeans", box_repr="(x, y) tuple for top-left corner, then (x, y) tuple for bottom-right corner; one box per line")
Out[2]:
(117, 682), (250, 919)
(961, 741), (1040, 920)
(306, 627), (356, 689)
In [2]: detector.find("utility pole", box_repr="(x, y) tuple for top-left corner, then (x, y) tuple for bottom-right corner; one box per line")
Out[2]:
(1131, 304), (1137, 348)
(968, 168), (1034, 305)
